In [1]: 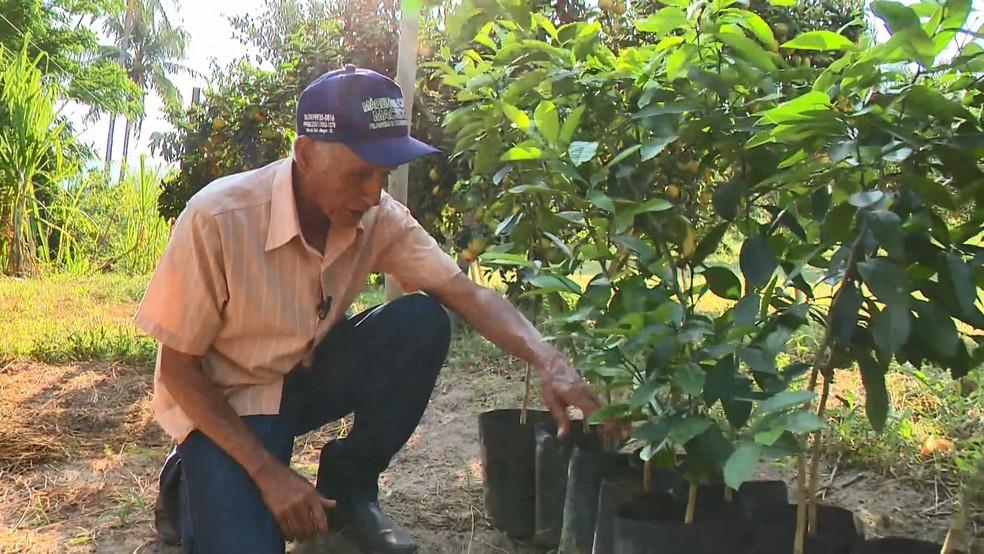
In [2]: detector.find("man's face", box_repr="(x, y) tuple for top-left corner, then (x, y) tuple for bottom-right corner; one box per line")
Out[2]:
(295, 139), (394, 228)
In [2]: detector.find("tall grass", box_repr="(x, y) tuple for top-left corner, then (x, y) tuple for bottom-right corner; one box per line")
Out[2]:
(0, 38), (75, 277)
(52, 158), (172, 275)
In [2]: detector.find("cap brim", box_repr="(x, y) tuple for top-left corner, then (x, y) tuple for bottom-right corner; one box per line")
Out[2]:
(346, 135), (439, 167)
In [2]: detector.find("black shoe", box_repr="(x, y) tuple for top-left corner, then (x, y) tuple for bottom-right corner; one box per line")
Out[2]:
(154, 449), (183, 546)
(329, 501), (417, 553)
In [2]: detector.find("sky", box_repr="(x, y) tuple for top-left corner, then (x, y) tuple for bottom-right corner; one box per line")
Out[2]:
(71, 0), (268, 167)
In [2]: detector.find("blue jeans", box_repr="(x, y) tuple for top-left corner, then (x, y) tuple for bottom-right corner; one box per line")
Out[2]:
(169, 294), (451, 553)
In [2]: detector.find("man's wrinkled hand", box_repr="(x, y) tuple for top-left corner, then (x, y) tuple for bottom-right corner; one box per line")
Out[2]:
(254, 461), (336, 543)
(539, 353), (628, 443)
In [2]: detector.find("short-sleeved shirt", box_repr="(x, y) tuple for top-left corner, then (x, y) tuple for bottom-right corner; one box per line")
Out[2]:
(134, 158), (461, 442)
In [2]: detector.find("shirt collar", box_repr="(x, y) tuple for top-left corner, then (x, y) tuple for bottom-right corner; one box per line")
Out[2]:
(265, 158), (365, 253)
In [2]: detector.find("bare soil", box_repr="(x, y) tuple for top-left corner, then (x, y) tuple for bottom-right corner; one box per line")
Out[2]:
(0, 336), (974, 553)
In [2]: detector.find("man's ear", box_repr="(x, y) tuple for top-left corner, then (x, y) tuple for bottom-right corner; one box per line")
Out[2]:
(293, 136), (315, 173)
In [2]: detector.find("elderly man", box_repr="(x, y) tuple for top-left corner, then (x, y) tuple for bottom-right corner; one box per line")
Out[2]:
(137, 65), (607, 554)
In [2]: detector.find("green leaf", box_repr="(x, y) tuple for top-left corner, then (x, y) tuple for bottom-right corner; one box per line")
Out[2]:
(867, 210), (904, 259)
(533, 101), (560, 144)
(704, 266), (743, 300)
(871, 1), (921, 34)
(860, 27), (936, 67)
(559, 105), (585, 145)
(635, 8), (688, 36)
(758, 390), (815, 414)
(932, 0), (971, 54)
(724, 443), (763, 490)
(614, 235), (655, 263)
(914, 301), (959, 357)
(666, 47), (692, 80)
(693, 222), (729, 265)
(669, 416), (713, 445)
(588, 403), (630, 424)
(812, 186), (831, 220)
(501, 102), (530, 131)
(501, 145), (544, 161)
(673, 363), (706, 395)
(723, 376), (754, 428)
(740, 235), (778, 288)
(704, 356), (736, 405)
(569, 141), (599, 166)
(641, 135), (679, 161)
(479, 251), (534, 268)
(768, 0), (795, 6)
(634, 420), (671, 444)
(718, 28), (777, 71)
(943, 254), (976, 317)
(830, 282), (863, 345)
(629, 377), (662, 410)
(739, 347), (777, 374)
(857, 351), (889, 432)
(528, 274), (582, 293)
(754, 427), (785, 446)
(782, 411), (825, 433)
(632, 198), (674, 215)
(734, 294), (760, 327)
(873, 303), (912, 356)
(713, 180), (741, 221)
(782, 30), (855, 51)
(608, 145), (642, 167)
(534, 13), (560, 41)
(588, 189), (615, 213)
(899, 175), (956, 211)
(848, 190), (885, 208)
(858, 258), (909, 304)
(734, 10), (777, 48)
(756, 91), (831, 124)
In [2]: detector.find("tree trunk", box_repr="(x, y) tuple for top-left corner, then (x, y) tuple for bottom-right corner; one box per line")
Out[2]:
(104, 114), (117, 173)
(119, 118), (133, 182)
(107, 0), (136, 176)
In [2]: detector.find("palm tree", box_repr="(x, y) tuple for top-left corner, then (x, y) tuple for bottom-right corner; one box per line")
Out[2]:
(102, 0), (193, 179)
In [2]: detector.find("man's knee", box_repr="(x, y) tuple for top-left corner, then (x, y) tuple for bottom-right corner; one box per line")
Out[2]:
(391, 293), (451, 354)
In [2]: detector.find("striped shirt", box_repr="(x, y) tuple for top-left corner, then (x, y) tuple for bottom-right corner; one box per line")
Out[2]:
(134, 158), (461, 441)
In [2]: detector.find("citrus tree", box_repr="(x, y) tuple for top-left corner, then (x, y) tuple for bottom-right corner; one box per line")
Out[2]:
(433, 0), (983, 549)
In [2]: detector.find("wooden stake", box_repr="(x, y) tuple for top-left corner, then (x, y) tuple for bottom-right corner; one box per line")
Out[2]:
(520, 362), (532, 425)
(808, 366), (834, 535)
(643, 458), (652, 493)
(794, 453), (808, 554)
(685, 482), (697, 524)
(385, 1), (421, 302)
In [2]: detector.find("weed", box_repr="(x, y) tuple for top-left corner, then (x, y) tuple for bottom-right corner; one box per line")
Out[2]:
(825, 366), (984, 486)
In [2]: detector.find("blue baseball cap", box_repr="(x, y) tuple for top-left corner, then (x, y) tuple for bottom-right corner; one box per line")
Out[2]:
(296, 64), (439, 166)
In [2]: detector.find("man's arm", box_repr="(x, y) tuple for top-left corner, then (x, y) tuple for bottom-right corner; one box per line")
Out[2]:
(159, 346), (334, 542)
(426, 273), (613, 438)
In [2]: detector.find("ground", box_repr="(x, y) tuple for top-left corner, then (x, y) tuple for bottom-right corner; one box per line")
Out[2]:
(0, 331), (977, 554)
(0, 275), (980, 553)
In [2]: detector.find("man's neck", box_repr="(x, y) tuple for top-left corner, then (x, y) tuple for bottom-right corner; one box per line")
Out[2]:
(291, 164), (331, 253)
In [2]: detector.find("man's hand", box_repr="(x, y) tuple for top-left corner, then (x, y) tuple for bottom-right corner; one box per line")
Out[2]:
(254, 461), (336, 543)
(539, 352), (626, 442)
(428, 275), (626, 441)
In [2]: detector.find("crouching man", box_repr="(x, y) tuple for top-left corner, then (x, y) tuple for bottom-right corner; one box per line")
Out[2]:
(137, 65), (611, 554)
